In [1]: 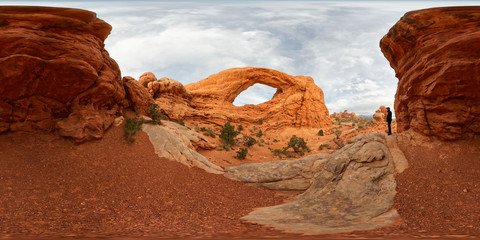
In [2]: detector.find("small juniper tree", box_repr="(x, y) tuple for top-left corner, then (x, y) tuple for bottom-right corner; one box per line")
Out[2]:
(283, 135), (310, 156)
(124, 117), (144, 143)
(219, 122), (239, 150)
(256, 129), (263, 138)
(236, 148), (248, 160)
(317, 129), (324, 136)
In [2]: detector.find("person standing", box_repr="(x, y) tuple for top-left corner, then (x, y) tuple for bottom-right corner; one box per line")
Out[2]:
(386, 107), (392, 135)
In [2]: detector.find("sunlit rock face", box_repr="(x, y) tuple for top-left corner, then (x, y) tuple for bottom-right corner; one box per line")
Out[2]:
(150, 67), (332, 130)
(0, 6), (127, 141)
(380, 7), (480, 140)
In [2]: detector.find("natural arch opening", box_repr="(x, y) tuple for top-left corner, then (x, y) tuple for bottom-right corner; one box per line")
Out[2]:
(233, 84), (278, 106)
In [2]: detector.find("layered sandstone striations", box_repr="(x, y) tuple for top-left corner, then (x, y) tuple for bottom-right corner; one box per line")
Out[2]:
(380, 7), (480, 140)
(150, 67), (331, 130)
(0, 6), (139, 141)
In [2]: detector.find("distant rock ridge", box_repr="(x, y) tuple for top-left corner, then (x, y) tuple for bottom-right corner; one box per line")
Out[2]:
(330, 110), (362, 120)
(0, 6), (149, 141)
(141, 67), (332, 131)
(380, 6), (480, 140)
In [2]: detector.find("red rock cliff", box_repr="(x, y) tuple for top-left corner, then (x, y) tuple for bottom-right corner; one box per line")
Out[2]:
(380, 7), (480, 140)
(0, 6), (144, 141)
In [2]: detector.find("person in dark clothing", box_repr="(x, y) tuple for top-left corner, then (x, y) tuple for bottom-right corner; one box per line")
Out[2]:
(386, 107), (392, 135)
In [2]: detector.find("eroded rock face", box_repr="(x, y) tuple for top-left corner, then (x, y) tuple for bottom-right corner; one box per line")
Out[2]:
(373, 105), (388, 122)
(331, 110), (360, 120)
(380, 7), (480, 140)
(224, 153), (329, 191)
(242, 133), (398, 234)
(151, 67), (331, 130)
(0, 6), (125, 141)
(142, 121), (223, 174)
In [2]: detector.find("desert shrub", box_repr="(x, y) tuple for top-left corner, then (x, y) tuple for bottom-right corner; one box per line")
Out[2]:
(333, 137), (345, 149)
(252, 126), (258, 131)
(236, 148), (248, 160)
(271, 149), (286, 158)
(219, 122), (239, 150)
(199, 127), (208, 132)
(237, 125), (244, 132)
(317, 129), (324, 136)
(334, 130), (342, 139)
(205, 128), (216, 138)
(258, 118), (263, 125)
(318, 144), (333, 150)
(148, 102), (166, 125)
(179, 119), (185, 126)
(256, 130), (263, 138)
(243, 136), (257, 147)
(124, 117), (144, 143)
(352, 123), (356, 127)
(273, 139), (279, 143)
(259, 138), (264, 143)
(284, 135), (310, 156)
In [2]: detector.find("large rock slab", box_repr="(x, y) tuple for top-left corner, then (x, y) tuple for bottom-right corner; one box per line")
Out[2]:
(142, 121), (224, 174)
(380, 7), (480, 140)
(224, 153), (329, 191)
(242, 133), (398, 234)
(0, 6), (125, 141)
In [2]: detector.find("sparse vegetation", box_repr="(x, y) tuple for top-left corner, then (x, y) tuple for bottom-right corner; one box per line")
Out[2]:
(318, 144), (333, 150)
(204, 128), (216, 138)
(258, 118), (263, 125)
(147, 102), (166, 125)
(284, 135), (310, 155)
(317, 129), (324, 136)
(243, 136), (257, 147)
(237, 125), (244, 132)
(123, 117), (144, 143)
(179, 119), (185, 126)
(219, 122), (239, 150)
(256, 130), (263, 138)
(236, 148), (248, 160)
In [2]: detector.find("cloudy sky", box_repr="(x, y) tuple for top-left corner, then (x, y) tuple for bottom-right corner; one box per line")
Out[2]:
(4, 1), (480, 116)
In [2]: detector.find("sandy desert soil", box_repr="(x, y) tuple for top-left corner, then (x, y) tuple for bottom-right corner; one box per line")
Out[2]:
(0, 123), (478, 239)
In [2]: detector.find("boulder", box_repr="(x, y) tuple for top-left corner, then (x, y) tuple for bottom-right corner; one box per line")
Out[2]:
(380, 7), (480, 140)
(142, 121), (223, 174)
(123, 76), (153, 115)
(148, 67), (331, 130)
(373, 106), (388, 122)
(224, 153), (329, 191)
(242, 133), (399, 234)
(0, 6), (124, 141)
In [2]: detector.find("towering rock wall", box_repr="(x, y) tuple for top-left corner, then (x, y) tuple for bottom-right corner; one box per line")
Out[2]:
(0, 7), (147, 141)
(380, 7), (480, 140)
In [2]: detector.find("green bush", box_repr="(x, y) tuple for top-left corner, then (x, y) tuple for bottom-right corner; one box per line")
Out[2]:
(317, 129), (324, 136)
(200, 127), (208, 132)
(179, 119), (185, 126)
(256, 130), (263, 138)
(243, 136), (257, 147)
(258, 118), (263, 125)
(334, 130), (342, 138)
(318, 144), (332, 150)
(271, 148), (286, 158)
(219, 122), (239, 150)
(236, 148), (248, 160)
(124, 117), (144, 143)
(284, 135), (310, 156)
(237, 125), (244, 132)
(148, 102), (166, 125)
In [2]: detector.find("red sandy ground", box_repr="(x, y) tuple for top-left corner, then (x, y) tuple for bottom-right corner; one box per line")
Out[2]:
(0, 124), (479, 239)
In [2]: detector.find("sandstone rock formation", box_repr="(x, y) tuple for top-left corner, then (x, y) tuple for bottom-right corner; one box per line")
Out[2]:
(142, 121), (224, 174)
(147, 67), (331, 130)
(224, 153), (329, 191)
(380, 7), (480, 140)
(331, 110), (360, 120)
(372, 105), (388, 122)
(0, 6), (131, 141)
(123, 76), (153, 115)
(242, 133), (399, 234)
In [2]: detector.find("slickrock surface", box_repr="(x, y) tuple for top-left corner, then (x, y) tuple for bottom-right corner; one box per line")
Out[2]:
(0, 6), (141, 142)
(149, 67), (332, 130)
(242, 133), (399, 234)
(380, 7), (480, 140)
